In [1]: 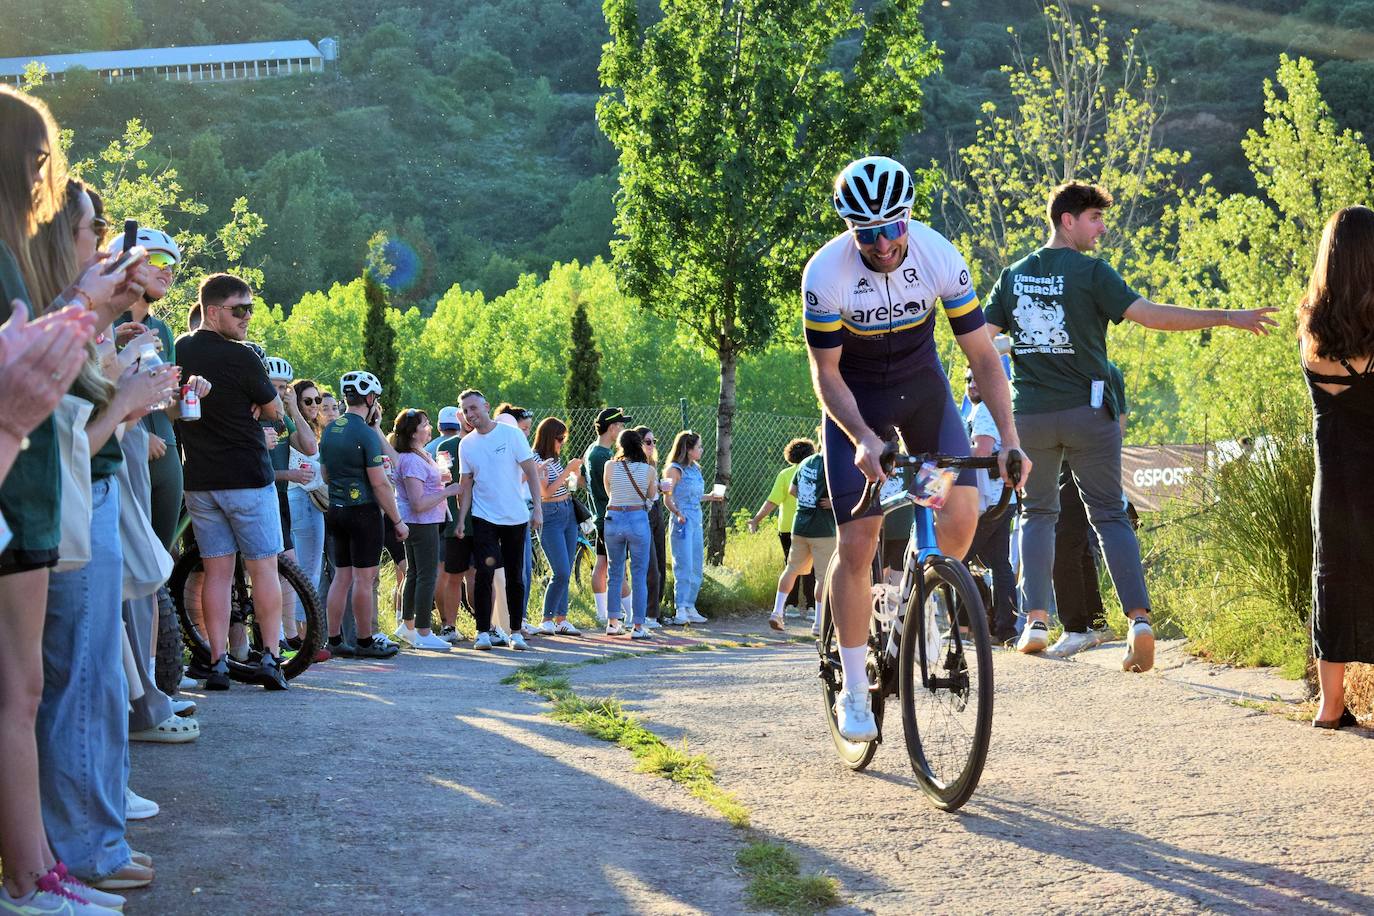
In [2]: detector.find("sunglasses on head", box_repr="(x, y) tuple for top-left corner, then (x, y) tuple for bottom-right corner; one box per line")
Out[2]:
(851, 219), (908, 246)
(90, 216), (109, 237)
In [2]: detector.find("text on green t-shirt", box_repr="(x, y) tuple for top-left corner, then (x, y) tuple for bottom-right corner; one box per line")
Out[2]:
(320, 413), (383, 506)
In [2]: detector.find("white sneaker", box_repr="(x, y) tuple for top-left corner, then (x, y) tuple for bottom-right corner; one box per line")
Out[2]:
(170, 698), (197, 717)
(393, 624), (419, 648)
(643, 617), (662, 630)
(606, 618), (626, 636)
(783, 604), (799, 619)
(554, 620), (582, 635)
(686, 609), (707, 623)
(54, 867), (125, 912)
(1047, 630), (1096, 659)
(489, 628), (511, 648)
(473, 632), (493, 651)
(125, 787), (159, 821)
(669, 610), (691, 626)
(834, 690), (879, 742)
(178, 674), (197, 690)
(1017, 620), (1050, 654)
(372, 633), (400, 653)
(413, 632), (453, 652)
(509, 633), (532, 651)
(439, 625), (463, 645)
(0, 879), (120, 915)
(768, 612), (785, 631)
(520, 623), (538, 638)
(811, 620), (820, 637)
(1123, 617), (1155, 673)
(1086, 625), (1114, 647)
(536, 619), (557, 635)
(630, 626), (653, 640)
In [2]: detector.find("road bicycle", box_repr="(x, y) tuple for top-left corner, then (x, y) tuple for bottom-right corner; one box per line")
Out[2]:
(817, 442), (1021, 811)
(168, 514), (326, 683)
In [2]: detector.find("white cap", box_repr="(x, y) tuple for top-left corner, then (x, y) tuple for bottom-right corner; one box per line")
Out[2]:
(437, 406), (461, 428)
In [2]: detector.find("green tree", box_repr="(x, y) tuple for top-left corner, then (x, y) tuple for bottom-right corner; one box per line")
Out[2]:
(941, 0), (1189, 289)
(363, 233), (399, 427)
(598, 0), (939, 560)
(564, 295), (602, 409)
(1126, 55), (1374, 442)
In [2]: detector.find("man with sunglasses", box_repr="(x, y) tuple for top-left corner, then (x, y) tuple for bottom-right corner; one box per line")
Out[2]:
(110, 229), (184, 551)
(175, 273), (291, 690)
(803, 156), (1028, 742)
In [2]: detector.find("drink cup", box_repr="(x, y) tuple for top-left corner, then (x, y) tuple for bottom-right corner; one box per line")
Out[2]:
(711, 483), (728, 499)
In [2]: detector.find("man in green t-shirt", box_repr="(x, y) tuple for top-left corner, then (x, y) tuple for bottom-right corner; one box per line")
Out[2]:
(319, 370), (406, 659)
(585, 407), (630, 621)
(984, 181), (1278, 672)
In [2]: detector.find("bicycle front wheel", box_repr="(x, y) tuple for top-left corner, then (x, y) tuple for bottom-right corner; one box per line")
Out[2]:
(898, 557), (993, 811)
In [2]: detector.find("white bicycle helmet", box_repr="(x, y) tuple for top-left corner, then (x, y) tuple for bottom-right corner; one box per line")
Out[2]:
(262, 356), (293, 382)
(833, 156), (915, 227)
(242, 341), (267, 360)
(105, 227), (182, 264)
(340, 370), (382, 398)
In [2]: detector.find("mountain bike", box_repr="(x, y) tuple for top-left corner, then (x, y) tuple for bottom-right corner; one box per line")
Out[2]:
(168, 515), (326, 683)
(817, 442), (1021, 811)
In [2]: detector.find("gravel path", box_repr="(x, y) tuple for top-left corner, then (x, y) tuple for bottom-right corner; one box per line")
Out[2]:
(128, 621), (1374, 914)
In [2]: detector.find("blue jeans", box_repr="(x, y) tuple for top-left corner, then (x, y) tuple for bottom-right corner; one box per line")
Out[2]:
(606, 509), (651, 625)
(671, 509), (705, 612)
(540, 500), (578, 620)
(38, 477), (131, 881)
(522, 522), (533, 622)
(288, 487), (325, 621)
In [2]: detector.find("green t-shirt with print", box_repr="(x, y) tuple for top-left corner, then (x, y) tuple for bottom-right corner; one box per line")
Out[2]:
(791, 453), (835, 539)
(319, 413), (383, 507)
(438, 434), (472, 538)
(983, 247), (1139, 417)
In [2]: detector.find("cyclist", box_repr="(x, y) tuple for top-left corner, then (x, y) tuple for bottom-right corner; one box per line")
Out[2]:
(321, 370), (406, 659)
(803, 156), (1028, 742)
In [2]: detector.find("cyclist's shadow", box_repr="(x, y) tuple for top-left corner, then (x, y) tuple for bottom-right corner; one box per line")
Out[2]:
(962, 795), (1373, 912)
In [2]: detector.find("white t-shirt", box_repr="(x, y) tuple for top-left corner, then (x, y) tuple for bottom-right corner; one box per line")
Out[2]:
(967, 402), (1003, 512)
(459, 422), (536, 526)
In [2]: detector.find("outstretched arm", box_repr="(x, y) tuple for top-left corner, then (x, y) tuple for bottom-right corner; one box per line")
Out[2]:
(1123, 298), (1277, 335)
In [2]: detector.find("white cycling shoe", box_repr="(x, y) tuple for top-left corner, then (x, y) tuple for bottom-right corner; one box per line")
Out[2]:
(834, 690), (879, 742)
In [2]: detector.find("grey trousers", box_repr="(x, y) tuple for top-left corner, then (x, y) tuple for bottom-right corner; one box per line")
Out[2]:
(1016, 405), (1150, 614)
(118, 421), (174, 731)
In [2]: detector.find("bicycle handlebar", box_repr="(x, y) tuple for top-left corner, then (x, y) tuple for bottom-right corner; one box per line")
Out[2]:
(851, 441), (1024, 519)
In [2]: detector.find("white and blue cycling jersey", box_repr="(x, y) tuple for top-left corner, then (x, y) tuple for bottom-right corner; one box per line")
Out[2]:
(802, 221), (985, 385)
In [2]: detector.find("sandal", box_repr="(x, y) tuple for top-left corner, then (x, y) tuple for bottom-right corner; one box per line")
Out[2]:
(130, 713), (200, 744)
(1313, 707), (1359, 730)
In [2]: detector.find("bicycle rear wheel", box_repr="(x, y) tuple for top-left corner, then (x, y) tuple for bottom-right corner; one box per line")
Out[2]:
(898, 557), (993, 811)
(170, 548), (325, 682)
(817, 590), (882, 771)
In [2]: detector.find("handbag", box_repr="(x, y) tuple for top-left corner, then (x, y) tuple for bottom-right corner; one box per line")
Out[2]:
(115, 445), (173, 600)
(572, 493), (592, 525)
(621, 461), (652, 507)
(54, 395), (96, 572)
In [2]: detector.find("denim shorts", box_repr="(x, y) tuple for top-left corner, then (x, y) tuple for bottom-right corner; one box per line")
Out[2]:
(184, 484), (284, 560)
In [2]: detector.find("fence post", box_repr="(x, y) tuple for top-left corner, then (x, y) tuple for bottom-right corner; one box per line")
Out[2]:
(678, 397), (689, 432)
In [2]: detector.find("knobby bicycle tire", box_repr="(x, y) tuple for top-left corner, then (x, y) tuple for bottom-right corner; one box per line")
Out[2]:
(169, 547), (326, 683)
(899, 557), (993, 811)
(153, 584), (185, 696)
(817, 588), (882, 771)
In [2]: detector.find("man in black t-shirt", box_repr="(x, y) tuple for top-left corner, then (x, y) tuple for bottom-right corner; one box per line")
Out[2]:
(175, 273), (289, 691)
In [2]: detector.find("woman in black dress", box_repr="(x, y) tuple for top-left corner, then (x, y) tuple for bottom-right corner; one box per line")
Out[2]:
(1298, 205), (1374, 729)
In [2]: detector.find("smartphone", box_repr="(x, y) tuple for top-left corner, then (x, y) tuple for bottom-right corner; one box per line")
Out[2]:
(121, 219), (138, 252)
(103, 244), (147, 276)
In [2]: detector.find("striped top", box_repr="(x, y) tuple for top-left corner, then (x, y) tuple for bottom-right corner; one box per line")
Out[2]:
(542, 457), (568, 500)
(607, 460), (653, 507)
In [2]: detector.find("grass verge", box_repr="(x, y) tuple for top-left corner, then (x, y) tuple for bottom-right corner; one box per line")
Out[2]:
(503, 646), (842, 912)
(737, 842), (842, 914)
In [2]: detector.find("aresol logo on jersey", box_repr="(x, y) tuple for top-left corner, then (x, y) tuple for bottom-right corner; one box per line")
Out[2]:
(849, 297), (932, 329)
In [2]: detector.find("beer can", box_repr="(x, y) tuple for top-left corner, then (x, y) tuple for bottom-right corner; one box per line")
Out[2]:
(180, 385), (201, 421)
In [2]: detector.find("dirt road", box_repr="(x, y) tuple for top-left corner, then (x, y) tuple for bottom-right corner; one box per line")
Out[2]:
(129, 622), (1374, 914)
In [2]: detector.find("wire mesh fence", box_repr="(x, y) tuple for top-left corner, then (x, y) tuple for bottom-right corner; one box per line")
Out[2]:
(529, 402), (821, 527)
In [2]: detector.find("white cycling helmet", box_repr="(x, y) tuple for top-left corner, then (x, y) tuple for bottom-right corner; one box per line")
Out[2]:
(262, 356), (293, 382)
(340, 370), (382, 398)
(833, 156), (915, 227)
(105, 227), (182, 264)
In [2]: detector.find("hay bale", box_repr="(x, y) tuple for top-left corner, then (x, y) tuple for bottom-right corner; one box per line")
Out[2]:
(1346, 663), (1374, 718)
